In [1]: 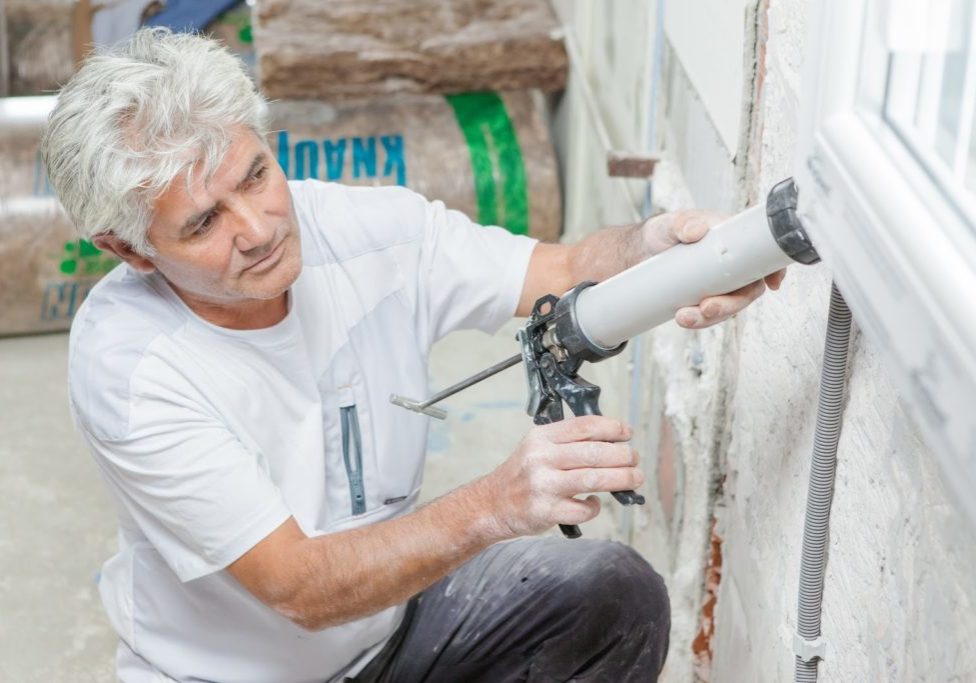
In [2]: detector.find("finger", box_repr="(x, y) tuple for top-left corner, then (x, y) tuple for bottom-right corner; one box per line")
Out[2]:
(668, 212), (710, 245)
(540, 415), (633, 445)
(560, 466), (645, 495)
(667, 210), (728, 245)
(554, 495), (602, 526)
(550, 442), (639, 470)
(642, 210), (726, 254)
(675, 280), (766, 329)
(764, 268), (787, 290)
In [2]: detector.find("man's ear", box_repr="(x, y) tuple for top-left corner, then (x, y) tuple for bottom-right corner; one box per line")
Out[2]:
(91, 234), (156, 274)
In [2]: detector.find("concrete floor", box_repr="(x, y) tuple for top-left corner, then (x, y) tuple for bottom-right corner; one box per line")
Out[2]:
(0, 320), (617, 680)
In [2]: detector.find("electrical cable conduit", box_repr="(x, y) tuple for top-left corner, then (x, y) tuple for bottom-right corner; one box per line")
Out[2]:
(794, 282), (853, 682)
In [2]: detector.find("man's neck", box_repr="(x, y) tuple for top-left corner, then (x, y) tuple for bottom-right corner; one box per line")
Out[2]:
(171, 285), (289, 330)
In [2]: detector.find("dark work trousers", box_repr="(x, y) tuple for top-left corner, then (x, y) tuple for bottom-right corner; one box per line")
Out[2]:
(349, 536), (671, 683)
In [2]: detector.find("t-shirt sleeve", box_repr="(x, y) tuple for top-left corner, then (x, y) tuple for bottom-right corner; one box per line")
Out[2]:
(77, 364), (292, 583)
(417, 197), (538, 345)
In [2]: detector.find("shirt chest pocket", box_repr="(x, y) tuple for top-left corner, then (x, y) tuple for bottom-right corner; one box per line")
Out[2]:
(320, 383), (423, 531)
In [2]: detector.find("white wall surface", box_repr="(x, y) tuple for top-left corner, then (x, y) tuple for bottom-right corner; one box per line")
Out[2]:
(550, 0), (657, 237)
(665, 0), (754, 153)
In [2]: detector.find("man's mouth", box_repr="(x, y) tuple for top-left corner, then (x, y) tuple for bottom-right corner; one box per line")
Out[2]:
(244, 236), (286, 274)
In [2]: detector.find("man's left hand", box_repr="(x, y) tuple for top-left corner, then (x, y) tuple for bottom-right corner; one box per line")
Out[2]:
(640, 209), (787, 330)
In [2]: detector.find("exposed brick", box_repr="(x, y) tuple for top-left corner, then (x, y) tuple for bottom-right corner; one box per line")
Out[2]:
(692, 519), (723, 681)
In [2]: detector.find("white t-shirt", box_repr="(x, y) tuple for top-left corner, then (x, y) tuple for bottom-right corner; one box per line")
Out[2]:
(68, 180), (537, 683)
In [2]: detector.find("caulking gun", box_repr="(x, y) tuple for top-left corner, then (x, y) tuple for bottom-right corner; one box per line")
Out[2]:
(391, 178), (820, 538)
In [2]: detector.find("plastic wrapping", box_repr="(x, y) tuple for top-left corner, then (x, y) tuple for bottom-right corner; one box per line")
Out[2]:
(254, 0), (567, 100)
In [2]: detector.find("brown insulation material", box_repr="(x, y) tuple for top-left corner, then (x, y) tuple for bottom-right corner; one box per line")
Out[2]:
(254, 0), (568, 100)
(268, 91), (562, 242)
(0, 198), (118, 336)
(5, 0), (75, 96)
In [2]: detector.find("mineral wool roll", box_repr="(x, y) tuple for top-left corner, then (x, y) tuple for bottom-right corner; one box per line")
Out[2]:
(268, 91), (561, 242)
(254, 0), (567, 100)
(0, 198), (117, 336)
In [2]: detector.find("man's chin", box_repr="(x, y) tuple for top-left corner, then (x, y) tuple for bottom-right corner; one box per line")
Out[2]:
(245, 252), (302, 300)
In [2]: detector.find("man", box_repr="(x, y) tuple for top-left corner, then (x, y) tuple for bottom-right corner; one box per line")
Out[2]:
(43, 28), (780, 683)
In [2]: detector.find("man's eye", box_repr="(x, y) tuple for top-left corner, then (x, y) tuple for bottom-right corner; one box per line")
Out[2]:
(247, 165), (268, 186)
(194, 212), (217, 235)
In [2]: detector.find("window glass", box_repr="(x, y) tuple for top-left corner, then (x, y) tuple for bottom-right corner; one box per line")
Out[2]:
(872, 0), (976, 217)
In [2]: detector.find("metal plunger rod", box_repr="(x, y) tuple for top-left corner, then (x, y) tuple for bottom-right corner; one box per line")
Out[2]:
(390, 354), (523, 418)
(417, 354), (522, 408)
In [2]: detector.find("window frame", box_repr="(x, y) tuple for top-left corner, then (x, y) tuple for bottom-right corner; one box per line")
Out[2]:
(795, 0), (976, 521)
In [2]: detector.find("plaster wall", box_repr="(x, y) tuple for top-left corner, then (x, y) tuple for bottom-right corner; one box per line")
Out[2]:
(551, 0), (976, 680)
(708, 0), (976, 679)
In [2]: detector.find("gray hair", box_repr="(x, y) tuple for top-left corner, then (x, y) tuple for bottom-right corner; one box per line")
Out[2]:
(41, 28), (269, 255)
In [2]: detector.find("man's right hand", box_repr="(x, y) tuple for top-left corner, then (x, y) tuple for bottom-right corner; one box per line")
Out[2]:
(227, 415), (641, 631)
(472, 416), (643, 539)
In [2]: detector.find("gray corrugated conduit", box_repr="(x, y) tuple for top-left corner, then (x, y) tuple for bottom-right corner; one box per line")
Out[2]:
(794, 282), (853, 682)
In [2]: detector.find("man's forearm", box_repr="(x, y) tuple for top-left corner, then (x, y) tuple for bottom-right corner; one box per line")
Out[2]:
(271, 477), (505, 630)
(518, 213), (700, 316)
(566, 222), (648, 286)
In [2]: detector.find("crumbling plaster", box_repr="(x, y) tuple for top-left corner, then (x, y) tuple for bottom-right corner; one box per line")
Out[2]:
(551, 0), (976, 681)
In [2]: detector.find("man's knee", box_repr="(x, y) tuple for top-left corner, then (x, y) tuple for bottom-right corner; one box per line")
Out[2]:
(562, 539), (670, 626)
(517, 537), (669, 632)
(526, 538), (671, 680)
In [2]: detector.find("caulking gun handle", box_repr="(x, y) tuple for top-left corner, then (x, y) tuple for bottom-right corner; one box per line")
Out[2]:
(568, 389), (648, 508)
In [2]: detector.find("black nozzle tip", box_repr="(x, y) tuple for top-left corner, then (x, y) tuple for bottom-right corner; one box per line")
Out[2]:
(767, 178), (821, 265)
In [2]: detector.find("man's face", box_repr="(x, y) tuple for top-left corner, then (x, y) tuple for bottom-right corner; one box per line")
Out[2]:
(145, 125), (301, 323)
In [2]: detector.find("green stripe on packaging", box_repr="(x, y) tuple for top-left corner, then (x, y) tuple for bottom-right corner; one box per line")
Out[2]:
(447, 92), (529, 235)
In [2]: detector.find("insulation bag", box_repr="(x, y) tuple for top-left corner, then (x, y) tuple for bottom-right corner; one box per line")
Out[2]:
(268, 91), (562, 242)
(0, 198), (117, 336)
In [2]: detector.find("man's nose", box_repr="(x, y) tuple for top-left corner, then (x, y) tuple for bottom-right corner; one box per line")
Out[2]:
(228, 198), (274, 253)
